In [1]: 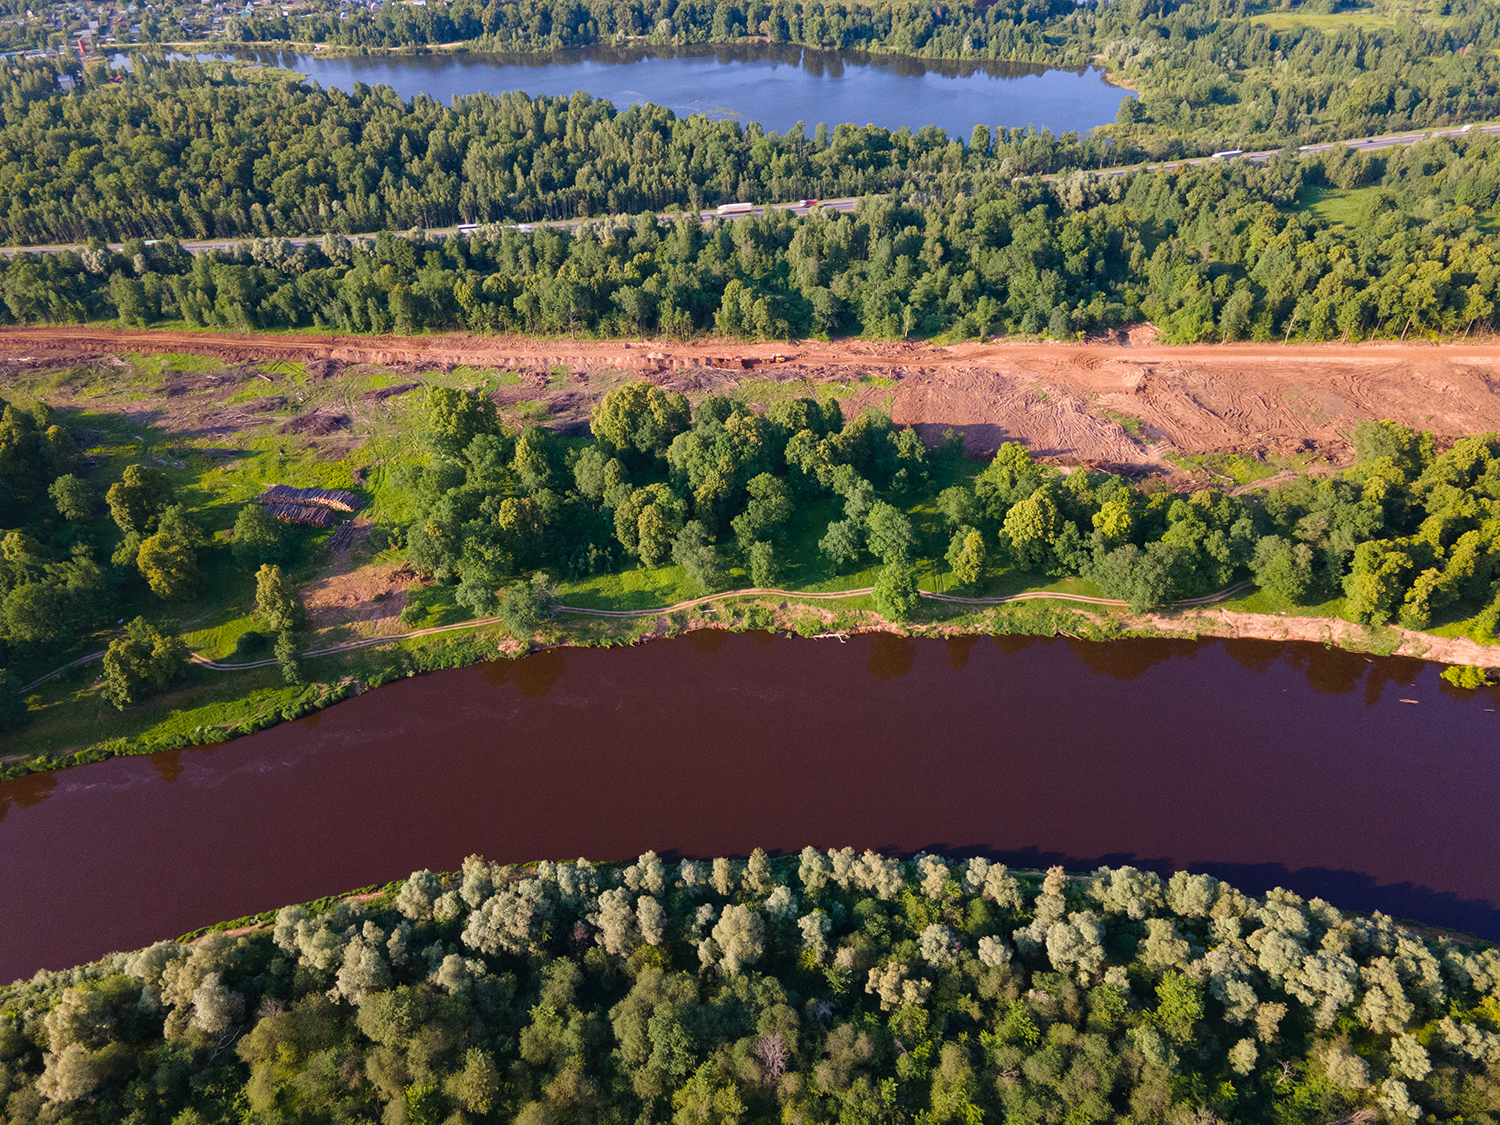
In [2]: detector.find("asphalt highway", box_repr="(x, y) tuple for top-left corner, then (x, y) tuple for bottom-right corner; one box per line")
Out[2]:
(0, 197), (861, 257)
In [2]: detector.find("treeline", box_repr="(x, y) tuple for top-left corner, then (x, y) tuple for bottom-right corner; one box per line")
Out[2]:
(234, 0), (1087, 67)
(398, 380), (945, 619)
(3, 852), (1499, 1124)
(213, 0), (1500, 149)
(9, 131), (1500, 344)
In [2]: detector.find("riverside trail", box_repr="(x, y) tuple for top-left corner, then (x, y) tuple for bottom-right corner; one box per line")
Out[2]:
(21, 581), (1254, 689)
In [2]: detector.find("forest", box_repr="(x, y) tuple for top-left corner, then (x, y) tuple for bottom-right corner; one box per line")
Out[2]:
(3, 64), (1500, 345)
(4, 362), (1499, 733)
(2, 852), (1499, 1124)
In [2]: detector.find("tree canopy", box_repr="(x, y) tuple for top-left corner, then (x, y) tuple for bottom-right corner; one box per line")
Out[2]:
(6, 117), (1500, 347)
(2, 852), (1497, 1124)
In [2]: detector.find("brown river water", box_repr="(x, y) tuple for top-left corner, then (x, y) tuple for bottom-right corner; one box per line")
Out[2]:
(3, 632), (1497, 982)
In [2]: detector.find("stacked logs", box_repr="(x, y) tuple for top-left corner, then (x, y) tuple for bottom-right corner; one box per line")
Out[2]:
(255, 485), (361, 527)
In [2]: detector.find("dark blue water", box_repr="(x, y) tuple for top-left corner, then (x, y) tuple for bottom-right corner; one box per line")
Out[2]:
(207, 45), (1132, 137)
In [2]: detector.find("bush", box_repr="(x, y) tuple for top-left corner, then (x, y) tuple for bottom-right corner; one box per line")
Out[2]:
(874, 557), (921, 621)
(0, 668), (28, 731)
(748, 540), (776, 588)
(234, 630), (268, 657)
(498, 573), (556, 640)
(275, 630), (305, 686)
(101, 618), (189, 709)
(254, 565), (306, 634)
(232, 503), (289, 567)
(1441, 664), (1494, 689)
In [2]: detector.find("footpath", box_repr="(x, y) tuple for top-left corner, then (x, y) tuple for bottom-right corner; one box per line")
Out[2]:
(22, 580), (1258, 691)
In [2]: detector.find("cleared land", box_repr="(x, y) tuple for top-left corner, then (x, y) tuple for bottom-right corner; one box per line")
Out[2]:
(3, 328), (1499, 475)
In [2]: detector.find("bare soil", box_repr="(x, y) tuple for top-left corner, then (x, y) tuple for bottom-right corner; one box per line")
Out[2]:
(4, 328), (1499, 470)
(278, 408), (352, 436)
(302, 522), (418, 640)
(1139, 606), (1499, 668)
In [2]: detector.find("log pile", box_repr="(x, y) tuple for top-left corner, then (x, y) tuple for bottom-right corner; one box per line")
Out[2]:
(326, 520), (357, 552)
(255, 484), (361, 528)
(260, 502), (338, 528)
(256, 484), (360, 512)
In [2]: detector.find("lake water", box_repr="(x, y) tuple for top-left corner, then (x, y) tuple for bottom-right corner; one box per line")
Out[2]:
(207, 45), (1132, 138)
(2, 632), (1496, 983)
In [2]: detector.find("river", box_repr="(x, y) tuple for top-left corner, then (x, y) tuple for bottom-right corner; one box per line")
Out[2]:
(2, 632), (1496, 983)
(205, 45), (1132, 137)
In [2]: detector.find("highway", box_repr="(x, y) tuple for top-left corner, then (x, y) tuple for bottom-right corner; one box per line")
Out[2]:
(1, 118), (1495, 258)
(1090, 121), (1500, 179)
(0, 197), (861, 258)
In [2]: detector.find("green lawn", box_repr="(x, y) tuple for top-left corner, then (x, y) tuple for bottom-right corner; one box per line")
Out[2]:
(1299, 185), (1386, 226)
(1251, 9), (1397, 32)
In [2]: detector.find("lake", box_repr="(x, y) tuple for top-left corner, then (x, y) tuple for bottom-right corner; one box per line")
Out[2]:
(207, 44), (1133, 138)
(2, 631), (1496, 983)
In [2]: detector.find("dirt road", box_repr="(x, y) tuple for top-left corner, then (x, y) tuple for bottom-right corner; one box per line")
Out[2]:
(4, 326), (1499, 467)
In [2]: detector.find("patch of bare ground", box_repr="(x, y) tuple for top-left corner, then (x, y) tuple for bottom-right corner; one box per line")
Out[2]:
(887, 364), (1151, 465)
(1135, 606), (1498, 667)
(5, 328), (1499, 468)
(278, 408), (351, 436)
(302, 522), (419, 640)
(4, 332), (1500, 479)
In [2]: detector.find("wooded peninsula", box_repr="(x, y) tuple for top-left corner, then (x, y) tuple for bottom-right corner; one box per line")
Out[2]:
(3, 853), (1499, 1124)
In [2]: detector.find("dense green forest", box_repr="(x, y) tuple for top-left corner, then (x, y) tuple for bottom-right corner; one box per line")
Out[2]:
(4, 366), (1499, 733)
(3, 65), (1500, 343)
(3, 853), (1499, 1124)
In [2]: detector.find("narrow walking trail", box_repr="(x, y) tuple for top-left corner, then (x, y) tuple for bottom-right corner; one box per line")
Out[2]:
(20, 582), (1253, 691)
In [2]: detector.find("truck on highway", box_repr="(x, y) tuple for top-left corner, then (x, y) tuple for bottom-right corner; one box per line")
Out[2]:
(715, 202), (756, 215)
(1210, 149), (1244, 159)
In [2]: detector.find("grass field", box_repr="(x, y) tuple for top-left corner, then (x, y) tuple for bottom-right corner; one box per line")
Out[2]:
(1297, 185), (1387, 226)
(1251, 9), (1396, 32)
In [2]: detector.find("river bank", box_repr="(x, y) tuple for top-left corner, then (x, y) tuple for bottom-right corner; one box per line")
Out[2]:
(141, 35), (1101, 75)
(6, 584), (1496, 783)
